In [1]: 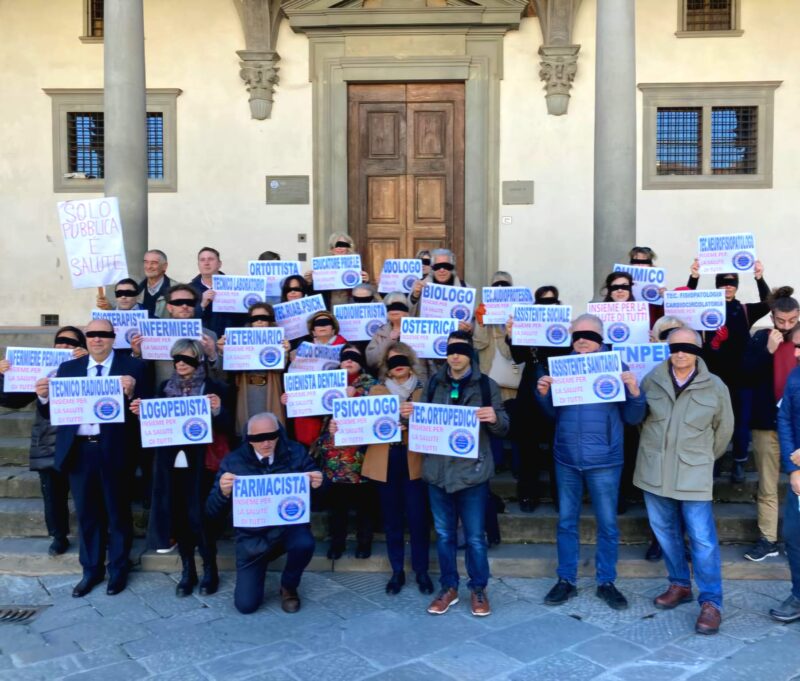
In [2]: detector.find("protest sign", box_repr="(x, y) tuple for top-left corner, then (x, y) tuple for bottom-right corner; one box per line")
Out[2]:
(613, 343), (670, 384)
(2, 347), (74, 393)
(481, 287), (534, 325)
(273, 294), (326, 341)
(288, 342), (342, 373)
(400, 317), (458, 359)
(138, 396), (213, 448)
(247, 260), (301, 298)
(49, 376), (125, 426)
(332, 394), (401, 447)
(663, 290), (726, 330)
(283, 370), (347, 417)
(378, 259), (422, 294)
(612, 264), (667, 305)
(511, 305), (572, 347)
(587, 301), (650, 345)
(333, 303), (387, 342)
(138, 319), (203, 361)
(57, 197), (128, 288)
(311, 255), (362, 291)
(409, 403), (480, 459)
(548, 351), (625, 407)
(233, 473), (311, 528)
(698, 233), (756, 274)
(420, 283), (476, 322)
(91, 309), (149, 350)
(211, 275), (268, 313)
(222, 327), (285, 371)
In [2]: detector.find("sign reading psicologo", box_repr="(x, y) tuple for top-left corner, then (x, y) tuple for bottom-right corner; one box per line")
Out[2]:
(182, 417), (209, 442)
(278, 496), (306, 522)
(93, 398), (121, 421)
(592, 374), (621, 401)
(448, 428), (476, 456)
(372, 417), (398, 442)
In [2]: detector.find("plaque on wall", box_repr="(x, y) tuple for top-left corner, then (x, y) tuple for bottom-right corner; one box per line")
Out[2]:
(502, 181), (534, 205)
(266, 176), (310, 205)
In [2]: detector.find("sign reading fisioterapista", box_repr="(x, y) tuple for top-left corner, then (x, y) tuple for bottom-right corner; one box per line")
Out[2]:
(420, 283), (476, 322)
(481, 287), (533, 325)
(222, 327), (285, 371)
(547, 351), (625, 407)
(138, 319), (203, 361)
(400, 317), (458, 359)
(288, 342), (342, 373)
(586, 302), (650, 345)
(663, 290), (727, 330)
(247, 261), (301, 298)
(91, 309), (149, 349)
(409, 403), (480, 459)
(378, 259), (422, 294)
(698, 233), (756, 274)
(511, 305), (572, 347)
(49, 376), (125, 426)
(233, 473), (311, 528)
(2, 347), (74, 393)
(283, 370), (347, 417)
(612, 264), (666, 305)
(138, 396), (213, 448)
(613, 343), (670, 384)
(332, 394), (401, 447)
(311, 255), (362, 291)
(273, 294), (326, 341)
(333, 304), (387, 342)
(211, 275), (268, 313)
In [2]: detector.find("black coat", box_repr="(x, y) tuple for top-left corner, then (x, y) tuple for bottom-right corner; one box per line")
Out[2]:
(743, 329), (781, 430)
(0, 376), (56, 471)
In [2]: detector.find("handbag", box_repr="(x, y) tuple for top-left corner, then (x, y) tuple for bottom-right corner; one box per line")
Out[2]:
(488, 345), (524, 390)
(204, 431), (230, 472)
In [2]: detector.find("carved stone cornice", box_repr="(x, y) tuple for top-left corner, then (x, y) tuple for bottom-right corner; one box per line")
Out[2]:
(532, 0), (582, 115)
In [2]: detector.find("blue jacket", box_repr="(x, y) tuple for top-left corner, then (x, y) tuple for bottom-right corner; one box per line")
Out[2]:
(777, 366), (800, 475)
(535, 351), (647, 470)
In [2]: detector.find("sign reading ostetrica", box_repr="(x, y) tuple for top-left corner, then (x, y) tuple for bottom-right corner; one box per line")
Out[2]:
(400, 317), (458, 359)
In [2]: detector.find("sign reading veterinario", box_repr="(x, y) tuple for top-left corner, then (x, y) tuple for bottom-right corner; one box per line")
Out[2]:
(138, 396), (213, 448)
(222, 327), (285, 371)
(409, 403), (480, 459)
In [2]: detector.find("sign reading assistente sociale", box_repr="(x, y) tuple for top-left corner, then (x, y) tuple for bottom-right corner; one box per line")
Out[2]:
(612, 264), (667, 305)
(698, 232), (756, 275)
(378, 259), (422, 294)
(333, 303), (387, 342)
(49, 376), (125, 426)
(222, 327), (285, 371)
(409, 403), (480, 459)
(511, 305), (572, 347)
(587, 302), (650, 345)
(311, 255), (362, 291)
(332, 394), (401, 447)
(91, 309), (149, 350)
(247, 260), (301, 298)
(548, 351), (625, 407)
(211, 275), (268, 313)
(273, 294), (326, 341)
(400, 317), (458, 359)
(233, 473), (311, 528)
(138, 319), (203, 361)
(481, 287), (533, 325)
(613, 343), (670, 384)
(663, 290), (727, 330)
(2, 348), (74, 393)
(420, 283), (476, 322)
(138, 396), (213, 448)
(283, 370), (347, 418)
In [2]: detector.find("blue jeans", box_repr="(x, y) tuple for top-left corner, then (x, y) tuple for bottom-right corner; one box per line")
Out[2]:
(782, 490), (800, 600)
(644, 491), (722, 609)
(555, 462), (621, 585)
(428, 481), (489, 591)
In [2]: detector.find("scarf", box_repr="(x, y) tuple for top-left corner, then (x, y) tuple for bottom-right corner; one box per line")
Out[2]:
(774, 339), (797, 402)
(164, 364), (207, 398)
(385, 375), (418, 401)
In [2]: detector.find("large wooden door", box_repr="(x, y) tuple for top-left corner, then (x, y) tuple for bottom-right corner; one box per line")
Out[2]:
(348, 83), (465, 281)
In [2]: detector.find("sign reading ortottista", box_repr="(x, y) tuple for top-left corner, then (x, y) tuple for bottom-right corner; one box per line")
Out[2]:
(698, 233), (756, 275)
(222, 327), (285, 371)
(2, 348), (74, 393)
(138, 396), (213, 448)
(400, 317), (458, 359)
(420, 283), (476, 322)
(233, 473), (311, 528)
(91, 310), (149, 350)
(211, 275), (268, 313)
(511, 305), (572, 347)
(547, 351), (625, 407)
(332, 395), (401, 447)
(408, 403), (480, 459)
(663, 290), (727, 330)
(48, 376), (125, 426)
(273, 294), (326, 341)
(612, 264), (667, 305)
(283, 370), (347, 418)
(311, 255), (362, 291)
(247, 261), (302, 299)
(586, 302), (650, 345)
(138, 319), (203, 361)
(333, 304), (387, 342)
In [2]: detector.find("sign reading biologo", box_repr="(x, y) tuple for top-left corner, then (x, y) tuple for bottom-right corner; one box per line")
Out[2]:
(221, 327), (285, 371)
(408, 403), (480, 459)
(288, 342), (343, 373)
(232, 473), (311, 528)
(420, 283), (476, 322)
(613, 343), (670, 384)
(211, 275), (268, 313)
(283, 370), (347, 417)
(547, 351), (626, 407)
(2, 347), (74, 393)
(586, 302), (650, 345)
(400, 317), (458, 359)
(378, 259), (423, 294)
(697, 233), (756, 275)
(247, 260), (301, 299)
(332, 394), (401, 447)
(612, 264), (667, 305)
(138, 395), (213, 448)
(663, 290), (727, 331)
(273, 294), (326, 341)
(510, 305), (572, 347)
(137, 319), (203, 361)
(91, 309), (149, 350)
(311, 255), (362, 291)
(481, 287), (534, 325)
(48, 376), (125, 426)
(333, 303), (387, 342)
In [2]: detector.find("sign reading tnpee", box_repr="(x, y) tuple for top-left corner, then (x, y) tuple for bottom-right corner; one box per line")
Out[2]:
(58, 197), (128, 288)
(138, 396), (213, 448)
(48, 376), (125, 426)
(614, 343), (670, 384)
(2, 348), (74, 393)
(409, 403), (480, 459)
(547, 351), (625, 407)
(233, 473), (311, 528)
(698, 233), (757, 274)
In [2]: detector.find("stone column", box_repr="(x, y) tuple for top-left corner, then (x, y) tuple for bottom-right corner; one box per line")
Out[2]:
(104, 0), (148, 282)
(593, 0), (636, 297)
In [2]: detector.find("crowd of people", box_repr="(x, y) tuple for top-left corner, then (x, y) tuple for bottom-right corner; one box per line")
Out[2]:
(3, 235), (800, 638)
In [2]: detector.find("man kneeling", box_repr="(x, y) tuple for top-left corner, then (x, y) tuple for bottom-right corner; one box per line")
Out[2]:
(206, 412), (322, 614)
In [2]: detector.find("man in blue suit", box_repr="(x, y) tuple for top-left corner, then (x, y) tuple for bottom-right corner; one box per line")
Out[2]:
(36, 318), (147, 597)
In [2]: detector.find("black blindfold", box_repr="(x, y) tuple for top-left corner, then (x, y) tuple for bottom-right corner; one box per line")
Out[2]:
(387, 354), (411, 370)
(669, 343), (702, 356)
(386, 302), (409, 312)
(572, 330), (604, 345)
(351, 295), (373, 304)
(249, 314), (274, 324)
(115, 290), (138, 298)
(340, 350), (364, 365)
(446, 343), (472, 357)
(432, 262), (455, 272)
(55, 336), (81, 347)
(85, 331), (116, 339)
(312, 318), (334, 328)
(172, 354), (200, 368)
(334, 241), (351, 249)
(247, 431), (279, 442)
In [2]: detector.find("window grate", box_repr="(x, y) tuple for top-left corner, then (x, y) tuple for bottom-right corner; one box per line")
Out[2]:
(686, 0), (733, 31)
(89, 0), (104, 37)
(711, 106), (758, 175)
(40, 315), (60, 327)
(656, 107), (702, 175)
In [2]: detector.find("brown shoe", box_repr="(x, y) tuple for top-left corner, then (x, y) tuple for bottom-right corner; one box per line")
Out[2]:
(470, 588), (491, 617)
(280, 586), (301, 614)
(695, 602), (721, 635)
(427, 588), (459, 615)
(654, 584), (693, 610)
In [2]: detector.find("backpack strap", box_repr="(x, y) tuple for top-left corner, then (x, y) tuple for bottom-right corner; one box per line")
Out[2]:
(479, 374), (492, 408)
(426, 374), (439, 403)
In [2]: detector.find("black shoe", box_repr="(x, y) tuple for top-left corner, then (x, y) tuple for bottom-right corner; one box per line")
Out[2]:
(417, 572), (434, 595)
(198, 561), (219, 595)
(106, 573), (127, 596)
(327, 545), (343, 560)
(744, 537), (780, 562)
(769, 595), (800, 623)
(731, 461), (746, 484)
(176, 558), (198, 597)
(645, 538), (663, 562)
(596, 582), (628, 610)
(544, 579), (577, 606)
(386, 571), (405, 595)
(48, 537), (70, 556)
(617, 497), (628, 515)
(518, 498), (538, 513)
(355, 543), (372, 559)
(72, 574), (103, 598)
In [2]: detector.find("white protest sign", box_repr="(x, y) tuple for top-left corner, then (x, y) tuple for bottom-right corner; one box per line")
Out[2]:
(57, 197), (128, 289)
(49, 376), (125, 426)
(2, 348), (74, 393)
(222, 327), (285, 371)
(211, 275), (268, 313)
(138, 396), (213, 448)
(91, 309), (149, 350)
(612, 264), (667, 305)
(663, 290), (727, 330)
(247, 261), (302, 298)
(698, 233), (757, 274)
(400, 317), (458, 359)
(332, 394), (401, 447)
(288, 342), (342, 373)
(481, 287), (534, 325)
(613, 343), (670, 384)
(409, 403), (480, 459)
(311, 255), (362, 291)
(333, 303), (387, 342)
(587, 301), (650, 345)
(273, 294), (326, 341)
(378, 259), (423, 294)
(420, 283), (476, 322)
(511, 305), (572, 347)
(233, 473), (311, 528)
(283, 370), (347, 417)
(138, 319), (203, 361)
(548, 351), (626, 407)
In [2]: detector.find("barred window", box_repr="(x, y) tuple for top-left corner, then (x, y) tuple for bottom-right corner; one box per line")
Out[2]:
(656, 108), (702, 176)
(711, 106), (757, 175)
(81, 0), (104, 41)
(677, 0), (741, 37)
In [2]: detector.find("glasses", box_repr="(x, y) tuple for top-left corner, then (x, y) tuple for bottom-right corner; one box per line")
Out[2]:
(168, 298), (196, 307)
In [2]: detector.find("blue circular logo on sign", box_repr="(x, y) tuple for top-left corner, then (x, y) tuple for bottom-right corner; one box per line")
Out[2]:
(243, 293), (263, 307)
(93, 398), (120, 421)
(641, 284), (661, 303)
(278, 496), (306, 522)
(372, 417), (398, 441)
(608, 323), (630, 343)
(366, 319), (384, 338)
(450, 305), (471, 322)
(183, 417), (209, 442)
(433, 336), (449, 357)
(732, 251), (755, 271)
(322, 389), (345, 412)
(341, 270), (361, 288)
(546, 324), (568, 345)
(259, 347), (281, 369)
(125, 328), (138, 345)
(47, 369), (59, 378)
(700, 309), (723, 330)
(593, 374), (621, 401)
(448, 429), (476, 456)
(402, 275), (417, 292)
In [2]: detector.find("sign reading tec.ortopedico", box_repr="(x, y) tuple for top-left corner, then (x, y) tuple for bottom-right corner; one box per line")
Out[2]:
(333, 303), (387, 342)
(400, 317), (458, 359)
(378, 259), (423, 294)
(586, 301), (650, 345)
(48, 376), (125, 426)
(138, 396), (213, 448)
(547, 351), (626, 407)
(247, 260), (302, 298)
(222, 327), (285, 371)
(2, 348), (74, 393)
(481, 287), (534, 325)
(409, 403), (481, 459)
(283, 370), (347, 418)
(233, 473), (311, 528)
(91, 310), (149, 350)
(663, 290), (727, 330)
(137, 319), (204, 361)
(698, 233), (756, 275)
(332, 394), (401, 447)
(511, 305), (573, 347)
(420, 283), (476, 322)
(613, 343), (671, 384)
(311, 255), (362, 291)
(211, 275), (268, 313)
(612, 264), (667, 305)
(273, 294), (326, 341)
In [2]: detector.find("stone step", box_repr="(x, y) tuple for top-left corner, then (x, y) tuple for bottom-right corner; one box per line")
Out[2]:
(0, 410), (35, 438)
(0, 467), (39, 498)
(0, 437), (30, 466)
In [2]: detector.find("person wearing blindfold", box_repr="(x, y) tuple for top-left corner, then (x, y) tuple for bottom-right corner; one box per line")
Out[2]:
(409, 250), (470, 330)
(365, 292), (428, 381)
(634, 327), (733, 635)
(602, 271), (636, 304)
(346, 283), (382, 358)
(629, 246), (657, 268)
(0, 326), (87, 558)
(130, 339), (231, 598)
(304, 233), (370, 309)
(206, 412), (323, 615)
(416, 249), (432, 279)
(536, 314), (645, 612)
(280, 274), (311, 303)
(95, 278), (145, 313)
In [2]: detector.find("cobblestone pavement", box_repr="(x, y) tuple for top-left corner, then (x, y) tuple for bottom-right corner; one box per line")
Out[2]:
(1, 571), (800, 680)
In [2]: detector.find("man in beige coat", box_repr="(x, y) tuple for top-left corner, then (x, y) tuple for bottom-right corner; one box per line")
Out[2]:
(635, 327), (734, 635)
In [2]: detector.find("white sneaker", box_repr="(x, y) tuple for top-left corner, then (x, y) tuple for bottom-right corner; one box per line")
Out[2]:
(156, 544), (177, 554)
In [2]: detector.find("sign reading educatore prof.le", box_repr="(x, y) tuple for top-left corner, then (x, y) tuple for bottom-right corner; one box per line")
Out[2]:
(409, 403), (480, 459)
(233, 473), (311, 528)
(138, 396), (213, 448)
